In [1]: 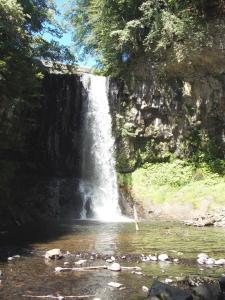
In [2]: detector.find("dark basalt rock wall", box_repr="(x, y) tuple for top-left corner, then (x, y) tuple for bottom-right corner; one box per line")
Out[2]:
(109, 66), (225, 174)
(0, 74), (85, 230)
(40, 74), (84, 177)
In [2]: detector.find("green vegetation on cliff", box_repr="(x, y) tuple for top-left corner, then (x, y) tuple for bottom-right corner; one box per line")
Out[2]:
(68, 0), (224, 75)
(125, 159), (225, 215)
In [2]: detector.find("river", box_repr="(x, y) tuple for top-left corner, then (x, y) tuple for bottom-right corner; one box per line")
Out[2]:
(1, 220), (225, 299)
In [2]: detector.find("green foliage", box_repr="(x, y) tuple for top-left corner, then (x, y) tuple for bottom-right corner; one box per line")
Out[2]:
(0, 0), (75, 98)
(0, 0), (75, 150)
(143, 160), (193, 187)
(66, 0), (224, 74)
(131, 159), (225, 208)
(117, 173), (133, 188)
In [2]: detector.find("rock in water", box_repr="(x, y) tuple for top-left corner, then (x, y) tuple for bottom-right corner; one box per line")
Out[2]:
(7, 257), (14, 261)
(205, 258), (215, 265)
(197, 253), (208, 259)
(142, 286), (149, 293)
(158, 254), (169, 261)
(74, 259), (87, 265)
(193, 283), (222, 300)
(55, 267), (63, 272)
(148, 281), (193, 300)
(215, 259), (225, 265)
(45, 249), (63, 260)
(108, 263), (121, 271)
(108, 282), (123, 288)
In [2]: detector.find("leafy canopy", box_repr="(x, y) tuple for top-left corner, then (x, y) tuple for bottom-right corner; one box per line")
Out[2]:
(67, 0), (224, 75)
(0, 0), (75, 149)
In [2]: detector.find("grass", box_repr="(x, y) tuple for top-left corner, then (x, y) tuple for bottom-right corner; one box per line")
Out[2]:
(131, 159), (225, 211)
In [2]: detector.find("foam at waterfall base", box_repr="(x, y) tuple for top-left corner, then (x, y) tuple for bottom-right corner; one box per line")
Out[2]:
(93, 209), (131, 223)
(84, 215), (132, 223)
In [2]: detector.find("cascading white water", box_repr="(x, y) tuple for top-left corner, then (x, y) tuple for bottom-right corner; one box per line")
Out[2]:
(80, 74), (123, 221)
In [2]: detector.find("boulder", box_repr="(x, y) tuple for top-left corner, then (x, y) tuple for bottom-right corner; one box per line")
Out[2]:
(193, 283), (222, 300)
(148, 281), (193, 300)
(219, 276), (225, 291)
(45, 249), (63, 260)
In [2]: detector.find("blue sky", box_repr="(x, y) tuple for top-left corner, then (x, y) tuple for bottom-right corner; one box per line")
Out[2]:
(43, 0), (96, 67)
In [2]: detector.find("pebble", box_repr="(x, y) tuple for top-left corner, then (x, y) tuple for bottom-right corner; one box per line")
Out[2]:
(165, 278), (173, 284)
(55, 267), (63, 272)
(149, 255), (157, 261)
(197, 253), (208, 260)
(108, 263), (121, 272)
(7, 257), (14, 261)
(106, 259), (113, 263)
(90, 256), (95, 260)
(111, 256), (116, 261)
(132, 271), (143, 276)
(197, 257), (207, 265)
(175, 276), (186, 281)
(173, 258), (179, 263)
(64, 262), (69, 266)
(142, 286), (149, 293)
(74, 259), (87, 265)
(108, 282), (123, 288)
(158, 254), (169, 261)
(206, 258), (215, 265)
(121, 255), (126, 259)
(13, 255), (20, 258)
(215, 259), (225, 265)
(45, 249), (63, 260)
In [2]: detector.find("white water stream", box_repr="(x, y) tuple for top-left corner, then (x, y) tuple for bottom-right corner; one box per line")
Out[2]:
(80, 74), (124, 221)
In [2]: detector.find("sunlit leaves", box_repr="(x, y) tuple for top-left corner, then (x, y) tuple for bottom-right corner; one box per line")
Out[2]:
(67, 0), (217, 75)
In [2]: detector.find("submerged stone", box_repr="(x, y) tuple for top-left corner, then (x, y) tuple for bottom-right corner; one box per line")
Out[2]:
(108, 281), (123, 288)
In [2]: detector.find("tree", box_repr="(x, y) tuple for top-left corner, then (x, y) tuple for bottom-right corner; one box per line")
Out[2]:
(67, 0), (224, 76)
(0, 0), (75, 149)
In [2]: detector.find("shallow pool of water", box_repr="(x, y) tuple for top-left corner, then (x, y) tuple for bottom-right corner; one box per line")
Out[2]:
(1, 220), (225, 299)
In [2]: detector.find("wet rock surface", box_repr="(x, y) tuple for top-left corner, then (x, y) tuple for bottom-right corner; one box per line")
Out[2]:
(148, 280), (193, 300)
(148, 278), (225, 300)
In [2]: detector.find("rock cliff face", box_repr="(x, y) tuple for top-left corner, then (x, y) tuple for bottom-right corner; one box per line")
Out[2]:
(0, 74), (84, 229)
(108, 24), (225, 173)
(40, 74), (83, 177)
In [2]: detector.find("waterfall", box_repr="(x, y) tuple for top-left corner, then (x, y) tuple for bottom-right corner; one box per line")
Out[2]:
(80, 74), (122, 221)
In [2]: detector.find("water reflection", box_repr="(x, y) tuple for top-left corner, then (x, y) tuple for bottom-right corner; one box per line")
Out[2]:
(1, 220), (225, 299)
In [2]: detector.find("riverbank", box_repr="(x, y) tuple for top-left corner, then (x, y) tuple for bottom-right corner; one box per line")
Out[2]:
(119, 159), (225, 221)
